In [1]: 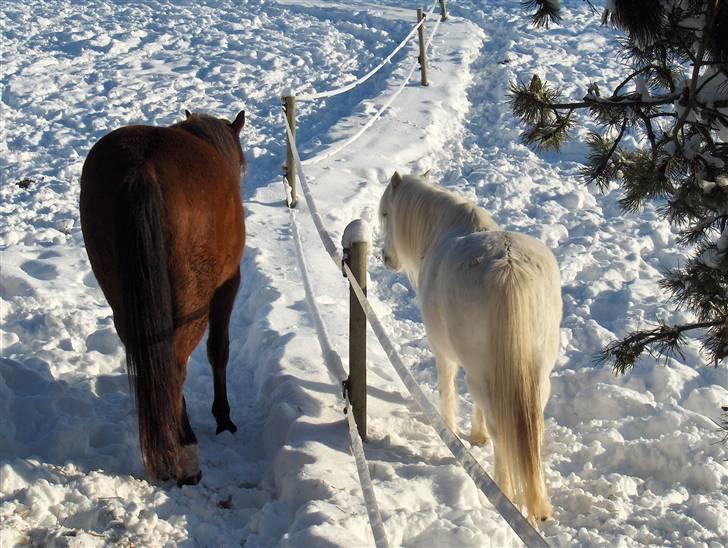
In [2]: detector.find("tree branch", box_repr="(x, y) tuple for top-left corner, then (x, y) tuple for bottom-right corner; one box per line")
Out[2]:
(599, 319), (725, 374)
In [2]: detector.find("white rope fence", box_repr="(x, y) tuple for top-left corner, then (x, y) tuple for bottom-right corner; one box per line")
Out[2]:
(345, 397), (390, 548)
(282, 110), (550, 547)
(300, 2), (441, 166)
(288, 205), (389, 548)
(297, 0), (437, 102)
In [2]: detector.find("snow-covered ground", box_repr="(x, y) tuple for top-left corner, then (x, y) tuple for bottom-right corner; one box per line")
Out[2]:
(1, 0), (726, 546)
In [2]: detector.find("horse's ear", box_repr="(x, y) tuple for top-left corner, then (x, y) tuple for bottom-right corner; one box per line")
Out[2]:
(185, 109), (192, 119)
(422, 169), (432, 180)
(232, 110), (246, 135)
(391, 171), (403, 189)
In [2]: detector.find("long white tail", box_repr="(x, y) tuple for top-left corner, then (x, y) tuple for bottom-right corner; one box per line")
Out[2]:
(486, 260), (553, 522)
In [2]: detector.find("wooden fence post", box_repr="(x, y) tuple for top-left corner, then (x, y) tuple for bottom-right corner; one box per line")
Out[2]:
(439, 0), (448, 21)
(417, 8), (429, 86)
(343, 221), (370, 441)
(283, 94), (298, 207)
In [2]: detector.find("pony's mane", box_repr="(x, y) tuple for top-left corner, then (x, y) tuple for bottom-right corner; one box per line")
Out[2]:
(391, 175), (498, 273)
(173, 114), (246, 174)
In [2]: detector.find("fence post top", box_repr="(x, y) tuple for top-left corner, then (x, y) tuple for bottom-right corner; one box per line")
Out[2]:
(342, 219), (372, 249)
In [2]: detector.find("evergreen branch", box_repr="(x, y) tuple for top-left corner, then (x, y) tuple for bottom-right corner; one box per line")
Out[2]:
(699, 103), (728, 126)
(693, 122), (719, 156)
(599, 319), (724, 375)
(645, 112), (678, 119)
(678, 214), (728, 246)
(551, 93), (679, 111)
(521, 111), (574, 151)
(581, 122), (627, 189)
(672, 24), (700, 66)
(512, 0), (728, 372)
(671, 0), (717, 145)
(522, 0), (562, 28)
(717, 406), (728, 445)
(695, 66), (724, 96)
(613, 65), (663, 95)
(635, 108), (658, 153)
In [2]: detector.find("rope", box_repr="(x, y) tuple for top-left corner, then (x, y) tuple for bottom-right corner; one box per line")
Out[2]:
(288, 203), (389, 548)
(297, 0), (439, 102)
(282, 108), (343, 265)
(289, 207), (347, 384)
(301, 5), (442, 166)
(345, 398), (390, 548)
(282, 109), (550, 548)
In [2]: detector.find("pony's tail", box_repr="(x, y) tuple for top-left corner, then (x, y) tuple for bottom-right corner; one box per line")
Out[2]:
(115, 171), (180, 481)
(487, 263), (551, 522)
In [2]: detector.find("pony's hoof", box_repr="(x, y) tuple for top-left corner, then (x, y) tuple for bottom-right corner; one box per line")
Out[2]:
(215, 418), (238, 434)
(177, 470), (202, 487)
(531, 504), (553, 525)
(469, 433), (488, 446)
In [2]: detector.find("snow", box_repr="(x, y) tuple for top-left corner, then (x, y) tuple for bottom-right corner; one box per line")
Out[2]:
(1, 0), (727, 546)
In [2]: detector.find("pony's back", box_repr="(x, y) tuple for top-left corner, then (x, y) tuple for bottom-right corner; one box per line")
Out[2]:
(387, 175), (498, 281)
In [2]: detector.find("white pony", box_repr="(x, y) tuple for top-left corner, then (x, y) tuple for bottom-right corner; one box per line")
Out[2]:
(379, 171), (562, 522)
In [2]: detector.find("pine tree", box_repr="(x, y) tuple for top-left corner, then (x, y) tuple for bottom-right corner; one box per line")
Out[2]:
(512, 0), (728, 373)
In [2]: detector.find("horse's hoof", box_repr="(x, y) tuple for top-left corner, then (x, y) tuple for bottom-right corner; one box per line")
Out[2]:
(215, 418), (238, 434)
(177, 470), (202, 487)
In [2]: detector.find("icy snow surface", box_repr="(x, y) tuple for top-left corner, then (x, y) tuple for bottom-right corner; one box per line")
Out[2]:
(1, 0), (726, 546)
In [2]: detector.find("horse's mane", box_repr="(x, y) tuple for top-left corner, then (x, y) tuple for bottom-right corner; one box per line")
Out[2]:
(390, 175), (498, 274)
(173, 114), (247, 174)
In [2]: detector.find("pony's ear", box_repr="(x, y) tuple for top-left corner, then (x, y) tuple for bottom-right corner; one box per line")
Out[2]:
(185, 109), (192, 119)
(232, 110), (246, 135)
(391, 171), (403, 189)
(422, 169), (432, 180)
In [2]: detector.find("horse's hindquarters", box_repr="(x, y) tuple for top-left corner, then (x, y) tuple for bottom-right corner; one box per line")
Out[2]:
(80, 122), (245, 484)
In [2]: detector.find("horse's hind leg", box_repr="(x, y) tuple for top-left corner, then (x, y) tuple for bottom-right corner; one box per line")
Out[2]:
(178, 396), (201, 485)
(207, 268), (241, 434)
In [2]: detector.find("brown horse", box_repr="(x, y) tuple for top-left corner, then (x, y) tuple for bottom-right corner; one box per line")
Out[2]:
(80, 110), (247, 485)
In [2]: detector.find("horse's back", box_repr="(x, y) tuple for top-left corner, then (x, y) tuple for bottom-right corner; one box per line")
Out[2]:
(81, 124), (241, 199)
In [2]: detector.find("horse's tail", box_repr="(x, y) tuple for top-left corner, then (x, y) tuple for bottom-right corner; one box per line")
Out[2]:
(487, 259), (553, 522)
(115, 170), (180, 480)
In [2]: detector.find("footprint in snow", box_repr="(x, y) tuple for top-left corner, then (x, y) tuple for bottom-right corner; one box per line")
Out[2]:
(20, 259), (58, 281)
(0, 275), (35, 298)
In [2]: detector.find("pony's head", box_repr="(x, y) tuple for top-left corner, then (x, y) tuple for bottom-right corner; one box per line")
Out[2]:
(379, 171), (404, 271)
(179, 110), (247, 176)
(379, 170), (432, 272)
(379, 170), (498, 280)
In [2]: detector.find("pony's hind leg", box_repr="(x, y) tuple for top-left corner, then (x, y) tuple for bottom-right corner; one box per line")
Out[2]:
(207, 268), (241, 435)
(470, 403), (488, 445)
(433, 351), (458, 433)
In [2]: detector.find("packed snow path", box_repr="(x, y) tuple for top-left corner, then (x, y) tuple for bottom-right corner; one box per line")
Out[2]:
(1, 0), (726, 546)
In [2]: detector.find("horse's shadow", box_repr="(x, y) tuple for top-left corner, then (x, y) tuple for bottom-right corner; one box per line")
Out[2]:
(0, 356), (142, 480)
